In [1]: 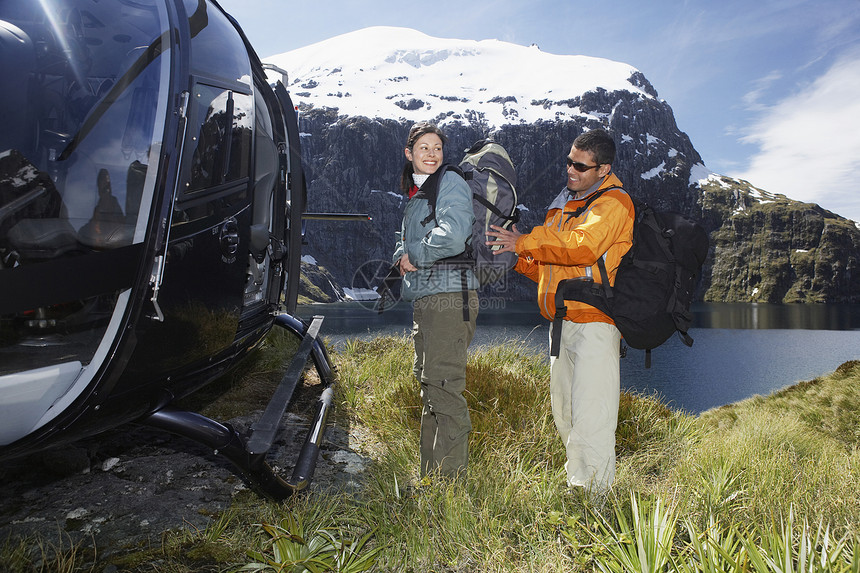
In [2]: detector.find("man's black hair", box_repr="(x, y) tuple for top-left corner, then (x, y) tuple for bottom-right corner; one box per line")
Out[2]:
(573, 128), (615, 166)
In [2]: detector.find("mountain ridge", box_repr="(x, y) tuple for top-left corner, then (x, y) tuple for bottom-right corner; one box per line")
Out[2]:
(264, 27), (860, 304)
(268, 26), (656, 130)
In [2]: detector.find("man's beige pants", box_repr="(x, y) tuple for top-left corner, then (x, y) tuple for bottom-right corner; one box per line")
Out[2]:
(412, 291), (478, 479)
(549, 320), (621, 492)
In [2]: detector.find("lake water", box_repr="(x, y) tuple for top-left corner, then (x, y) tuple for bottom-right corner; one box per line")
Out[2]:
(295, 301), (860, 414)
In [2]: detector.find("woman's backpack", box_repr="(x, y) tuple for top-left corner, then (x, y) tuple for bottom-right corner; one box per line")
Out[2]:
(424, 139), (520, 285)
(377, 140), (521, 318)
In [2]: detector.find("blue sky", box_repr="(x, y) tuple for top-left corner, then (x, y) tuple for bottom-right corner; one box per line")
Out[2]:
(218, 0), (860, 222)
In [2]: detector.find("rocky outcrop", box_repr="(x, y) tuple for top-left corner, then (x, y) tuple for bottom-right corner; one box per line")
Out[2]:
(0, 409), (370, 559)
(295, 88), (860, 303)
(700, 177), (860, 303)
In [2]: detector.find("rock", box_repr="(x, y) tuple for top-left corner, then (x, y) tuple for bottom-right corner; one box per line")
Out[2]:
(0, 408), (370, 559)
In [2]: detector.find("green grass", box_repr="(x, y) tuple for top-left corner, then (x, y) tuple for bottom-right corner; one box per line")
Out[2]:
(3, 339), (858, 572)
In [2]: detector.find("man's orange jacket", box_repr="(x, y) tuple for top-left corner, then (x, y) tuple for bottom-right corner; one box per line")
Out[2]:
(514, 173), (634, 325)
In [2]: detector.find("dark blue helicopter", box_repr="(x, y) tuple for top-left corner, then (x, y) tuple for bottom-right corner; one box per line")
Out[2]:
(0, 0), (345, 499)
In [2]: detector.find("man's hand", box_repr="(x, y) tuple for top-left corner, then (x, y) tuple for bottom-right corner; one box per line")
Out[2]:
(398, 253), (418, 275)
(485, 224), (521, 254)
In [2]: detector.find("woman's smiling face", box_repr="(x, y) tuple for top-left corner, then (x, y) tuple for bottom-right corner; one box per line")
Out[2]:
(405, 133), (444, 176)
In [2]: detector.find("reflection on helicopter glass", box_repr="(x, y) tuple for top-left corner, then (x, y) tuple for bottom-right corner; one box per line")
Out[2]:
(0, 0), (171, 441)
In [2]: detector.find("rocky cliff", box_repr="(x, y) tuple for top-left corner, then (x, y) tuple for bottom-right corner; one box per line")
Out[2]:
(296, 95), (860, 304)
(699, 176), (860, 303)
(273, 28), (860, 304)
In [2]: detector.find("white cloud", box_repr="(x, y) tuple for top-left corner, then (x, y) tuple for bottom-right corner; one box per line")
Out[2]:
(741, 70), (783, 111)
(734, 52), (860, 222)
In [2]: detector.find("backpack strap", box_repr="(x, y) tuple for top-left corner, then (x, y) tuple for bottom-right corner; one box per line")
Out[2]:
(596, 256), (613, 299)
(549, 277), (613, 357)
(459, 269), (470, 322)
(474, 191), (518, 224)
(414, 164), (465, 226)
(375, 263), (402, 314)
(550, 291), (568, 357)
(563, 186), (622, 222)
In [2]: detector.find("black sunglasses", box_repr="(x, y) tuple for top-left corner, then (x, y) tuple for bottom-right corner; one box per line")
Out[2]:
(566, 157), (601, 172)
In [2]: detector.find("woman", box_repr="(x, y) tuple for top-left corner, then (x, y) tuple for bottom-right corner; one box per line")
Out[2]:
(392, 121), (479, 480)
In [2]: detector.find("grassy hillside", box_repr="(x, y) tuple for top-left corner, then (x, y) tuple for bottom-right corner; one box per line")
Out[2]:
(3, 334), (859, 572)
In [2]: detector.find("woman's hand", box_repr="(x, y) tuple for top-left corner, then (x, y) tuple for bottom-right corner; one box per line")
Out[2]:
(398, 253), (418, 275)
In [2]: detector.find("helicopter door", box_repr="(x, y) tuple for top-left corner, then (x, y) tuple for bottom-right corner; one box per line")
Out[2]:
(272, 84), (305, 315)
(241, 85), (282, 320)
(123, 82), (253, 381)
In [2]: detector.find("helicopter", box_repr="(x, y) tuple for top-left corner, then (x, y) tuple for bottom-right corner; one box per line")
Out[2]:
(0, 0), (352, 499)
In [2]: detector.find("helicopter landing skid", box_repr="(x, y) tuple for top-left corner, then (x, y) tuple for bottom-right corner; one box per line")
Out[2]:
(143, 313), (336, 499)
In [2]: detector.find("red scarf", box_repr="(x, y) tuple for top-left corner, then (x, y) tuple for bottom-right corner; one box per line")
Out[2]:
(408, 184), (419, 199)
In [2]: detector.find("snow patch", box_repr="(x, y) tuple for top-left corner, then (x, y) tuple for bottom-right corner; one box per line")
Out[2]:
(342, 287), (380, 301)
(101, 457), (121, 471)
(689, 163), (714, 187)
(371, 189), (405, 201)
(66, 508), (90, 520)
(641, 162), (666, 180)
(265, 26), (651, 129)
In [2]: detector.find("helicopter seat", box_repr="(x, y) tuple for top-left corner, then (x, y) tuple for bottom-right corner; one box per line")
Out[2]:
(1, 148), (80, 262)
(77, 221), (135, 250)
(77, 204), (134, 250)
(5, 217), (79, 260)
(249, 103), (279, 261)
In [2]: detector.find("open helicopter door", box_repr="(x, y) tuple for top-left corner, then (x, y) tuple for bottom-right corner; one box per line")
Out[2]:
(273, 82), (305, 316)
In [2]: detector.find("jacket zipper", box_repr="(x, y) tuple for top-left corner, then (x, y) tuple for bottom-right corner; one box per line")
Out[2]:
(541, 209), (564, 317)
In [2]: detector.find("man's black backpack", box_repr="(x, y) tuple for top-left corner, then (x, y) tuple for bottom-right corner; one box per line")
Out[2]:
(550, 190), (709, 367)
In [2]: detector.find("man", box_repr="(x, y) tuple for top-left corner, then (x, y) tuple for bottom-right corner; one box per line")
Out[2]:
(486, 128), (634, 493)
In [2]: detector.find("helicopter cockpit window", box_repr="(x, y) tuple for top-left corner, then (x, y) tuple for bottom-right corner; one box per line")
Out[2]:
(183, 0), (252, 88)
(0, 0), (170, 377)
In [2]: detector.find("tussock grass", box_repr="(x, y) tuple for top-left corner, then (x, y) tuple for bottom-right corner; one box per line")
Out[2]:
(3, 337), (858, 572)
(329, 337), (859, 571)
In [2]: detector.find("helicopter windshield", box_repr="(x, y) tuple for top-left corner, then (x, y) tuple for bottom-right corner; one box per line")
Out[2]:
(0, 0), (171, 440)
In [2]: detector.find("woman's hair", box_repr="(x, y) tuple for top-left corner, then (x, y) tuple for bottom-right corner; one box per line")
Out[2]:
(400, 121), (448, 192)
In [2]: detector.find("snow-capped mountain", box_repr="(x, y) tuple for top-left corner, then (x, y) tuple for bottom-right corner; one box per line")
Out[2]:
(264, 27), (860, 304)
(267, 26), (654, 129)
